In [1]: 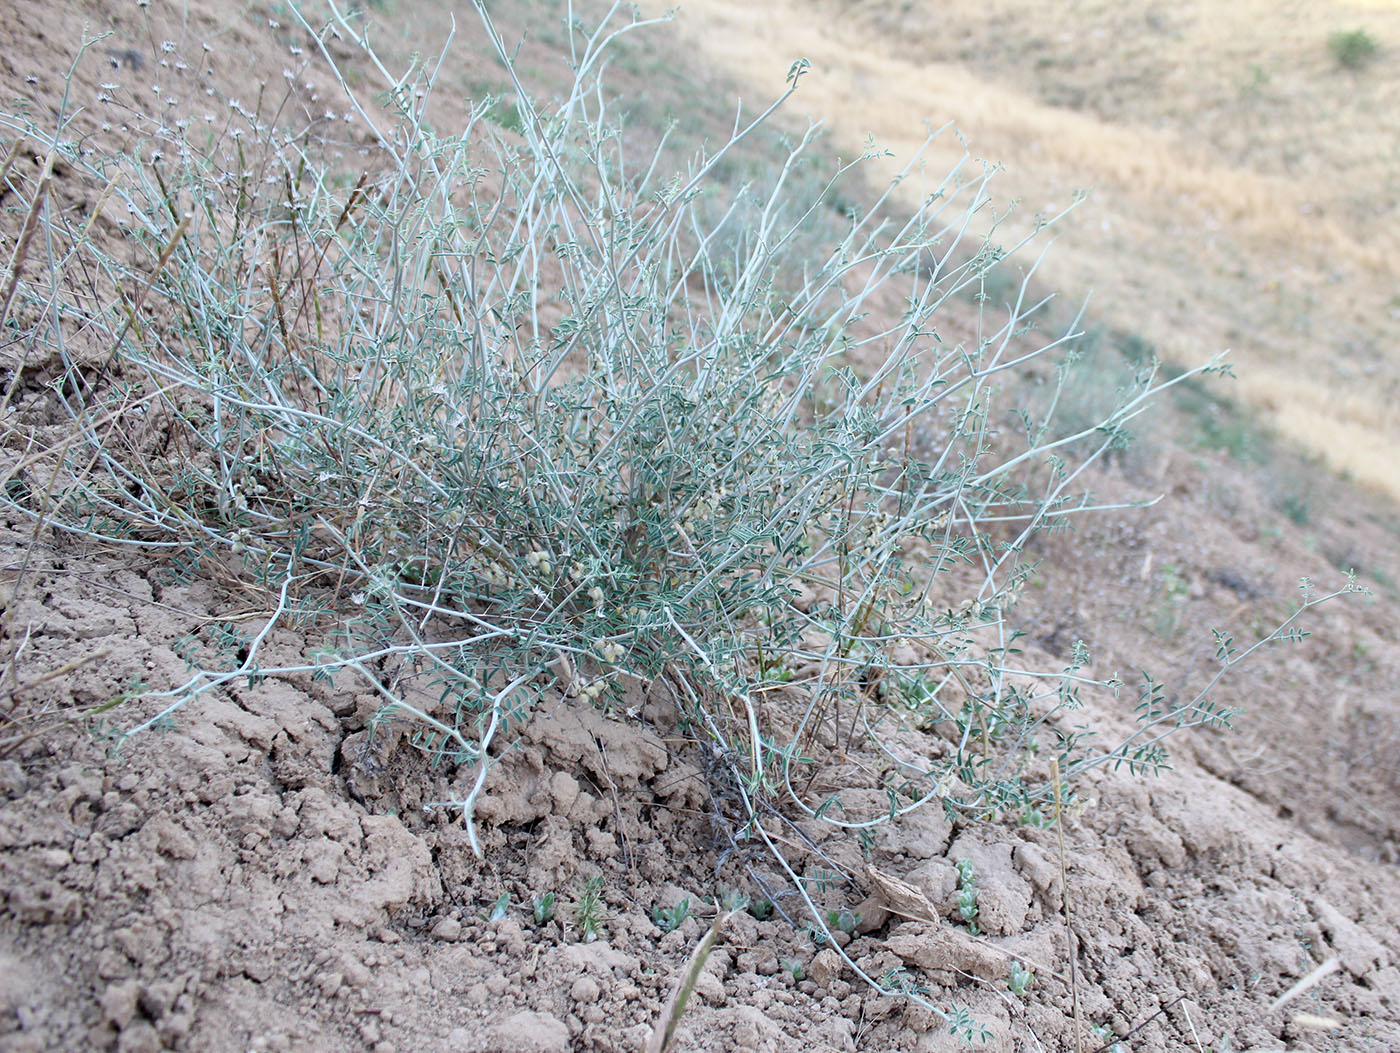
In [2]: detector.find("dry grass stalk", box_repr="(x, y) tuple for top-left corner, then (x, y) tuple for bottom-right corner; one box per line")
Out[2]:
(1050, 757), (1083, 1053)
(646, 910), (735, 1053)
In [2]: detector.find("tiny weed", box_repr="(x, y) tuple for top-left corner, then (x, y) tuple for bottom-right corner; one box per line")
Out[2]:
(747, 898), (774, 922)
(954, 859), (981, 935)
(825, 908), (861, 935)
(1152, 563), (1192, 638)
(1276, 490), (1312, 527)
(487, 892), (510, 922)
(652, 898), (691, 934)
(717, 887), (750, 913)
(1008, 960), (1034, 997)
(1239, 63), (1270, 97)
(574, 876), (605, 944)
(879, 967), (925, 996)
(532, 892), (556, 925)
(1019, 806), (1051, 828)
(1091, 1024), (1127, 1053)
(780, 958), (805, 982)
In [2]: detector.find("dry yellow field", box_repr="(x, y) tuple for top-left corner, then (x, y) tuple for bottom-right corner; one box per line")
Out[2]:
(671, 0), (1400, 496)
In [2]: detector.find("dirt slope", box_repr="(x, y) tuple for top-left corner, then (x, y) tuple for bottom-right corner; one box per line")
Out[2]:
(2, 2), (1399, 1052)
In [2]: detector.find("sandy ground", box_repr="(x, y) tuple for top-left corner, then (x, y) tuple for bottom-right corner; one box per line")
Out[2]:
(2, 1), (1399, 1051)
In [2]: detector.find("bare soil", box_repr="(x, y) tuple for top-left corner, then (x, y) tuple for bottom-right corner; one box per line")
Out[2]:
(2, 2), (1399, 1052)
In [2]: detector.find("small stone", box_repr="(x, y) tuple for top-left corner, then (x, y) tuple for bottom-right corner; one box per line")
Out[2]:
(116, 1022), (162, 1053)
(569, 976), (600, 1003)
(431, 917), (462, 942)
(101, 980), (140, 1029)
(0, 759), (29, 797)
(853, 896), (889, 934)
(808, 948), (843, 988)
(340, 954), (372, 988)
(158, 1013), (192, 1042)
(488, 1010), (569, 1052)
(694, 969), (725, 1005)
(96, 949), (132, 981)
(315, 971), (343, 997)
(138, 980), (182, 1020)
(550, 772), (579, 814)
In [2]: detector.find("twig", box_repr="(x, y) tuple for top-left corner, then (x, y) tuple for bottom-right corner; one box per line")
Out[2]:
(1087, 994), (1185, 1053)
(1, 649), (109, 708)
(0, 144), (55, 334)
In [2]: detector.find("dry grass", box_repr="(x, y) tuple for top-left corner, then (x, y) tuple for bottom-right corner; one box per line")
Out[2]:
(669, 0), (1400, 497)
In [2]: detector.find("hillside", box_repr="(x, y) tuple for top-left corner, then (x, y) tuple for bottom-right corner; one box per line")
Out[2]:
(1, 1), (1398, 1051)
(676, 0), (1400, 500)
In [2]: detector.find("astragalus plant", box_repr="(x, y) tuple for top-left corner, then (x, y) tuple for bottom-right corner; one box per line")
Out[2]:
(0, 0), (1353, 1034)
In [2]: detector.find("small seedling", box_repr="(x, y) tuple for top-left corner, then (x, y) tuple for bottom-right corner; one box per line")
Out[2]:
(717, 887), (749, 913)
(1091, 1024), (1127, 1053)
(574, 876), (605, 943)
(954, 858), (981, 935)
(747, 898), (774, 921)
(487, 892), (510, 922)
(1020, 806), (1051, 829)
(780, 958), (805, 982)
(825, 908), (861, 935)
(532, 891), (555, 925)
(759, 659), (793, 683)
(878, 967), (928, 998)
(879, 967), (912, 993)
(652, 898), (691, 934)
(1008, 961), (1034, 997)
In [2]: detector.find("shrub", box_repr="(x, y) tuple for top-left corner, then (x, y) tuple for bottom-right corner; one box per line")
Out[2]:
(0, 1), (1357, 1035)
(1329, 28), (1379, 69)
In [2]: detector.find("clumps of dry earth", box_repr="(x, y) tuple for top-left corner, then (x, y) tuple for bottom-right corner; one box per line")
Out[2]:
(2, 470), (1400, 1052)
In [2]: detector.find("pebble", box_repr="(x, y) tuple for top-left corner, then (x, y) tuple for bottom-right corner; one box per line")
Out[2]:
(430, 917), (461, 942)
(101, 980), (139, 1029)
(315, 971), (343, 997)
(340, 955), (372, 988)
(116, 1021), (162, 1053)
(569, 976), (600, 1003)
(807, 948), (843, 988)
